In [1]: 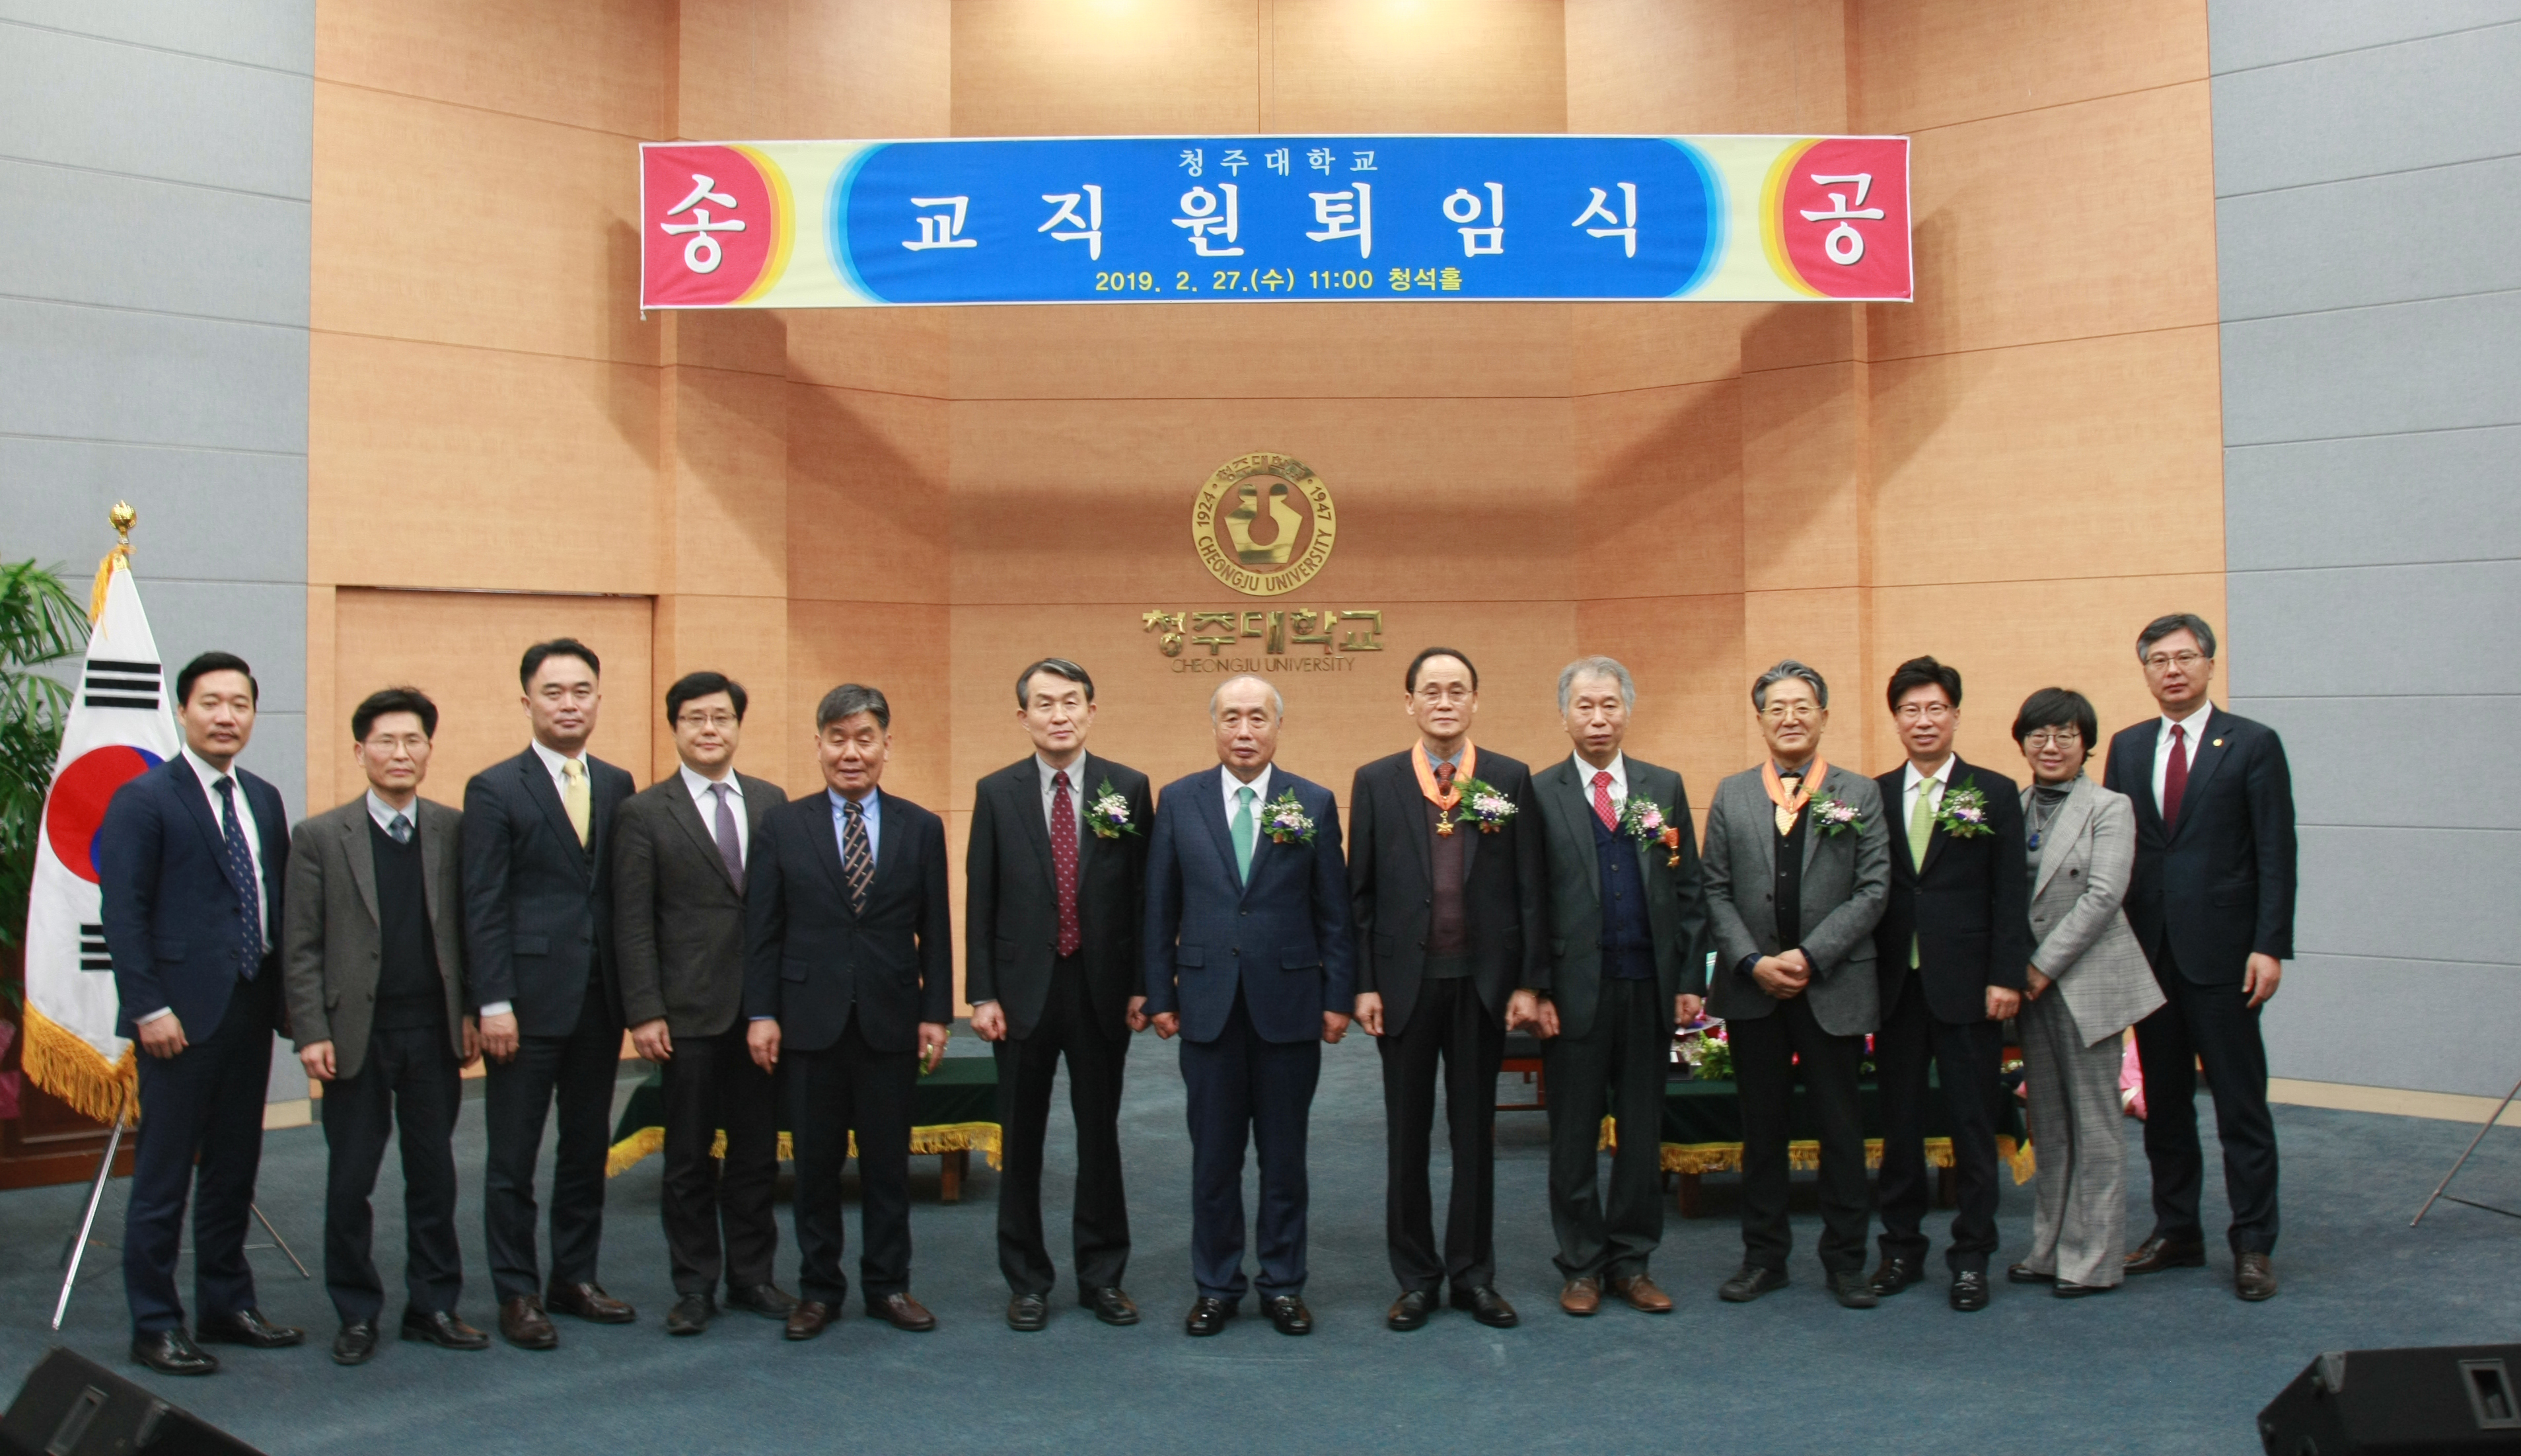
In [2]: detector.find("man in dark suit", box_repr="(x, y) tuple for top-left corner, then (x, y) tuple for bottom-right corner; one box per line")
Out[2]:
(1504, 655), (1706, 1318)
(612, 671), (795, 1336)
(967, 659), (1151, 1332)
(284, 688), (487, 1365)
(1351, 647), (1541, 1332)
(745, 683), (953, 1338)
(1867, 657), (2030, 1311)
(1144, 674), (1354, 1338)
(462, 637), (638, 1348)
(2103, 612), (2295, 1301)
(99, 651), (304, 1375)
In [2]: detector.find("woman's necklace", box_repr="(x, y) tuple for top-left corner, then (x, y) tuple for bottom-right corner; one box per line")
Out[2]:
(2027, 789), (2067, 850)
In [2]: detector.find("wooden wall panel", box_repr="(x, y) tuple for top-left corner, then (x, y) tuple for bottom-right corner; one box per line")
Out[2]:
(951, 0), (1260, 137)
(1575, 591), (1748, 816)
(1566, 0), (1847, 135)
(1574, 381), (1745, 597)
(1849, 0), (2206, 135)
(1266, 0), (1568, 135)
(653, 593), (791, 789)
(790, 0), (953, 139)
(316, 0), (667, 136)
(786, 600), (954, 809)
(787, 384), (951, 604)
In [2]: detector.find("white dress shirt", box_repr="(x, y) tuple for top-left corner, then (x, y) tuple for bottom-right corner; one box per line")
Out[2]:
(365, 789), (419, 837)
(2151, 702), (2212, 815)
(1221, 764), (1274, 826)
(681, 763), (748, 866)
(1570, 751), (1627, 808)
(1902, 754), (1955, 827)
(1037, 754), (1089, 838)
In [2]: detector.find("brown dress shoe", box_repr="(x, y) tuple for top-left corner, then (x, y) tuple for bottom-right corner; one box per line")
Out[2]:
(1558, 1278), (1603, 1317)
(870, 1292), (937, 1331)
(1608, 1274), (1674, 1313)
(785, 1300), (834, 1340)
(499, 1296), (557, 1350)
(2235, 1253), (2278, 1302)
(2124, 1235), (2206, 1275)
(544, 1280), (636, 1324)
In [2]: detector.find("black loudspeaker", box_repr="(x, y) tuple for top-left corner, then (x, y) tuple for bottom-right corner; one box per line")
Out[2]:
(2261, 1345), (2521, 1455)
(0, 1349), (264, 1456)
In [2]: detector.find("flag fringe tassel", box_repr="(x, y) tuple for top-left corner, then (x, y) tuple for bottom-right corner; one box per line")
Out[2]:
(21, 1006), (136, 1126)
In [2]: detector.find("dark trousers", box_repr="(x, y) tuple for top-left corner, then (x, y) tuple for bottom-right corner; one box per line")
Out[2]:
(1732, 992), (1871, 1275)
(323, 1024), (463, 1323)
(660, 1022), (782, 1297)
(1873, 971), (2005, 1272)
(1379, 977), (1504, 1293)
(483, 990), (619, 1302)
(789, 1011), (916, 1308)
(2133, 952), (2280, 1254)
(1543, 976), (1665, 1282)
(125, 972), (275, 1336)
(1180, 988), (1320, 1302)
(994, 957), (1131, 1299)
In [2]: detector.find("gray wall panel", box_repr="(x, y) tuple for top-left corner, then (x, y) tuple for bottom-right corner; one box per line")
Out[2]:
(2210, 0), (2521, 73)
(2266, 956), (2521, 1097)
(0, 299), (307, 454)
(2210, 21), (2521, 196)
(145, 580), (306, 714)
(2294, 826), (2521, 966)
(2220, 289), (2521, 446)
(2227, 562), (2521, 698)
(0, 1), (314, 74)
(2217, 156), (2521, 320)
(2230, 696), (2516, 830)
(0, 21), (312, 198)
(2224, 427), (2521, 571)
(0, 439), (305, 586)
(0, 158), (309, 324)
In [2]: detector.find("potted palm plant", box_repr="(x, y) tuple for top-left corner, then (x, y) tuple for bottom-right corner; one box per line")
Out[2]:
(0, 559), (91, 1126)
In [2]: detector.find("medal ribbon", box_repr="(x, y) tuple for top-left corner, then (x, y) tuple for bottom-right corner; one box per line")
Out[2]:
(1761, 757), (1830, 836)
(1413, 741), (1477, 824)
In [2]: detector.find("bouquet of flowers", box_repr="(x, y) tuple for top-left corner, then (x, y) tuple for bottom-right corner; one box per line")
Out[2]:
(1450, 775), (1518, 834)
(1262, 787), (1317, 845)
(1807, 794), (1865, 837)
(1677, 1021), (1732, 1081)
(1934, 777), (1993, 838)
(1083, 779), (1140, 838)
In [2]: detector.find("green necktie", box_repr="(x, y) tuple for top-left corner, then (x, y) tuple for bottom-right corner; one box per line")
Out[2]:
(1231, 785), (1258, 883)
(1908, 780), (1936, 968)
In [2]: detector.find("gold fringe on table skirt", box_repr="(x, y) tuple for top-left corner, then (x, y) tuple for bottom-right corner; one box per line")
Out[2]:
(1597, 1116), (2035, 1183)
(606, 1122), (1004, 1179)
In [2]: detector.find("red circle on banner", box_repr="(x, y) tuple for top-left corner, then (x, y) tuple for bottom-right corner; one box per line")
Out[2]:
(641, 145), (783, 307)
(44, 746), (163, 885)
(1775, 138), (1911, 300)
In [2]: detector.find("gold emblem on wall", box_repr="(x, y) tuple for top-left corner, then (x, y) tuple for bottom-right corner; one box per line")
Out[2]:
(1192, 453), (1336, 597)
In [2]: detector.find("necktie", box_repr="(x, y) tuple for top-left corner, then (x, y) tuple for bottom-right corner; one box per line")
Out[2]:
(560, 758), (591, 848)
(1051, 770), (1081, 957)
(710, 783), (745, 892)
(2161, 723), (2189, 828)
(1231, 785), (1257, 884)
(388, 811), (413, 845)
(214, 777), (262, 976)
(842, 798), (874, 914)
(1592, 771), (1617, 831)
(1908, 780), (1936, 968)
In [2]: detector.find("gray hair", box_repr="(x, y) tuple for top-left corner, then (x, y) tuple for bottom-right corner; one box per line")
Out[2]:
(1208, 674), (1284, 719)
(2135, 612), (2217, 662)
(1751, 659), (1829, 711)
(816, 682), (891, 731)
(1556, 656), (1636, 713)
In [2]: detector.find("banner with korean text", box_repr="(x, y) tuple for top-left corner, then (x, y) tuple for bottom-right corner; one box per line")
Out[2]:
(639, 134), (1909, 310)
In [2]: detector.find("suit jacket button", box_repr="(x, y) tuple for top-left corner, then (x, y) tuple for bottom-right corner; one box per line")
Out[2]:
(1231, 948), (1240, 957)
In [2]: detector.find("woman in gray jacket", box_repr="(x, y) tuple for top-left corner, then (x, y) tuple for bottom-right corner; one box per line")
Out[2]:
(2006, 688), (2166, 1295)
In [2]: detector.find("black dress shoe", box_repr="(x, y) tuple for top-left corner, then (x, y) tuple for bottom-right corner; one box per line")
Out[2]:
(1084, 1287), (1139, 1326)
(499, 1295), (558, 1350)
(1828, 1270), (1881, 1309)
(665, 1293), (715, 1336)
(1949, 1270), (1991, 1312)
(545, 1280), (636, 1323)
(1184, 1297), (1237, 1336)
(2053, 1279), (2113, 1299)
(2125, 1234), (2206, 1275)
(725, 1283), (800, 1320)
(131, 1329), (217, 1376)
(332, 1321), (379, 1366)
(196, 1309), (304, 1348)
(1007, 1294), (1049, 1332)
(400, 1308), (489, 1350)
(1264, 1295), (1312, 1336)
(1718, 1265), (1788, 1303)
(1451, 1286), (1519, 1329)
(1867, 1255), (1923, 1296)
(2006, 1262), (2056, 1285)
(1386, 1289), (1435, 1332)
(2236, 1252), (2279, 1302)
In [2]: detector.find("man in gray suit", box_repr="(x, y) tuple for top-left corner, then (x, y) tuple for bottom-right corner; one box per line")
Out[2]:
(1702, 661), (1889, 1309)
(284, 688), (488, 1365)
(613, 671), (795, 1336)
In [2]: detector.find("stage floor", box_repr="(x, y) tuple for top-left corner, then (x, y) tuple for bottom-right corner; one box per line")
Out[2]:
(3, 1030), (2514, 1454)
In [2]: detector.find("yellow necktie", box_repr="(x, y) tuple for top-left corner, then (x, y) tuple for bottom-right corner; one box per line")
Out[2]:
(561, 759), (591, 847)
(1908, 780), (1936, 968)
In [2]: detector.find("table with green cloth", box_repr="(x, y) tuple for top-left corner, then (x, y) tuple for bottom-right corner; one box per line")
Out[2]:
(606, 1056), (1001, 1202)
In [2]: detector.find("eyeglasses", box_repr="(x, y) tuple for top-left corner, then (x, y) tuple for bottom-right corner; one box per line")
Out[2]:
(2142, 650), (2207, 671)
(2022, 727), (2082, 748)
(1894, 702), (1954, 722)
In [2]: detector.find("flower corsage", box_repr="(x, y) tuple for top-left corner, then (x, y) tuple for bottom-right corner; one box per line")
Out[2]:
(1807, 795), (1866, 836)
(1083, 779), (1140, 839)
(1451, 776), (1518, 834)
(1932, 777), (1992, 838)
(1617, 793), (1667, 844)
(1262, 787), (1317, 845)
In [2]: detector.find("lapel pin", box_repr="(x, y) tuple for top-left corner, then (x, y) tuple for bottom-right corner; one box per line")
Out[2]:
(2212, 739), (2223, 747)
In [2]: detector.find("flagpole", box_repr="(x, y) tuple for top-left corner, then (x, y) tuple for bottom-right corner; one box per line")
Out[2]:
(52, 1085), (129, 1332)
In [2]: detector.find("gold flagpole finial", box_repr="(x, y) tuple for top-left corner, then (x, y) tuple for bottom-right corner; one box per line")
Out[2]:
(109, 501), (135, 545)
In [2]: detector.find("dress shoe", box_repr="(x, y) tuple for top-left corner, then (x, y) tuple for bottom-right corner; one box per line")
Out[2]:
(666, 1293), (715, 1336)
(1949, 1270), (1991, 1312)
(1386, 1289), (1435, 1332)
(2053, 1279), (2113, 1299)
(400, 1308), (489, 1350)
(1452, 1286), (1519, 1329)
(871, 1292), (937, 1331)
(1007, 1294), (1049, 1332)
(1718, 1266), (1788, 1303)
(1828, 1270), (1881, 1309)
(1184, 1297), (1237, 1336)
(131, 1329), (217, 1377)
(196, 1309), (304, 1349)
(499, 1295), (558, 1350)
(725, 1283), (800, 1320)
(2006, 1262), (2056, 1285)
(785, 1300), (835, 1340)
(2124, 1234), (2206, 1275)
(1608, 1274), (1673, 1313)
(1084, 1287), (1139, 1327)
(2236, 1252), (2279, 1302)
(544, 1280), (636, 1324)
(1264, 1295), (1313, 1336)
(1867, 1256), (1924, 1297)
(1558, 1277), (1603, 1316)
(332, 1321), (379, 1366)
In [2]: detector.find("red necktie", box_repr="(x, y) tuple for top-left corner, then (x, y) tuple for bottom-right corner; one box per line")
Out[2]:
(1593, 770), (1617, 830)
(2161, 723), (2189, 828)
(1051, 770), (1081, 957)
